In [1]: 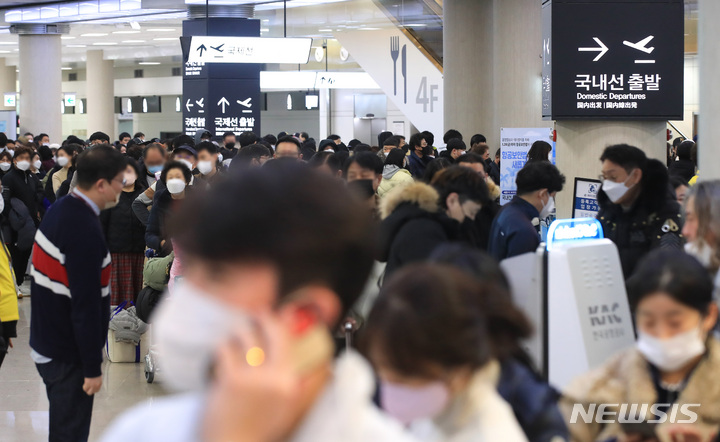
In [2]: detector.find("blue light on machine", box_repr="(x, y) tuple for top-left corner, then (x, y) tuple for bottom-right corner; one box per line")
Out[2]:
(547, 218), (604, 250)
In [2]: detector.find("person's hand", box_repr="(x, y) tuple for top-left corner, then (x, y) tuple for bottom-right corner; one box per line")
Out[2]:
(7, 338), (12, 348)
(160, 240), (166, 248)
(665, 424), (715, 442)
(201, 313), (302, 442)
(82, 376), (102, 395)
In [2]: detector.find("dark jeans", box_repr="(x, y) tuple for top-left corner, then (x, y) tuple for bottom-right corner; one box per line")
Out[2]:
(8, 244), (31, 281)
(36, 360), (95, 442)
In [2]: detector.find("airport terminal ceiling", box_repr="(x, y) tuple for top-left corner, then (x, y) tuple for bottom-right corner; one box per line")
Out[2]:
(0, 0), (698, 69)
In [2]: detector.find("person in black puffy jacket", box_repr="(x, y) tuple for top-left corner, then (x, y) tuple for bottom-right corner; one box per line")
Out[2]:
(597, 144), (683, 278)
(667, 140), (696, 183)
(100, 159), (146, 305)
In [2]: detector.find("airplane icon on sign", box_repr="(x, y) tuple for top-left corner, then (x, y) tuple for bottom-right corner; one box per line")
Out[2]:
(623, 36), (655, 54)
(237, 98), (252, 108)
(211, 44), (225, 52)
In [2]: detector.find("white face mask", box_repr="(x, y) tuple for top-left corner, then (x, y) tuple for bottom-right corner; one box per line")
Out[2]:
(637, 326), (706, 372)
(33, 160), (41, 170)
(57, 156), (69, 167)
(15, 160), (30, 171)
(178, 159), (194, 172)
(685, 241), (713, 268)
(6, 149), (14, 157)
(0, 163), (10, 172)
(602, 170), (637, 204)
(539, 194), (555, 219)
(197, 160), (214, 176)
(152, 281), (253, 392)
(166, 178), (186, 195)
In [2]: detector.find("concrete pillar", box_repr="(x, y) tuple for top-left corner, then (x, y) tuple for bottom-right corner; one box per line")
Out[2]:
(698, 0), (720, 180)
(555, 121), (666, 219)
(319, 88), (330, 140)
(444, 0), (544, 147)
(0, 60), (17, 112)
(443, 0), (494, 145)
(18, 33), (62, 142)
(86, 50), (115, 139)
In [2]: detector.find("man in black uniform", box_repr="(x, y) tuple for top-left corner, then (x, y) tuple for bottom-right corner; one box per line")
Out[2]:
(597, 144), (683, 278)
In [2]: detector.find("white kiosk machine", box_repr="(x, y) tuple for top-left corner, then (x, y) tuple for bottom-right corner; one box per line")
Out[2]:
(500, 218), (636, 390)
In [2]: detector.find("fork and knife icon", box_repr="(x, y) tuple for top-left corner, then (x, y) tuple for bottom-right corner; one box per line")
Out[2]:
(390, 36), (407, 104)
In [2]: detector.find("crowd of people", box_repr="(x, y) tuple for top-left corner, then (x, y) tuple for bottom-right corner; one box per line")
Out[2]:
(0, 125), (717, 442)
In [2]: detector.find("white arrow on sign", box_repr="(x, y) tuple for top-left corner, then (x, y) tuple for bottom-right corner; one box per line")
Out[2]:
(185, 99), (194, 112)
(578, 37), (609, 62)
(218, 97), (230, 113)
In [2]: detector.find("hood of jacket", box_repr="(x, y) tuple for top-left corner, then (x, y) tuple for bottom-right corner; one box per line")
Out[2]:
(379, 183), (454, 262)
(380, 182), (439, 220)
(382, 164), (406, 180)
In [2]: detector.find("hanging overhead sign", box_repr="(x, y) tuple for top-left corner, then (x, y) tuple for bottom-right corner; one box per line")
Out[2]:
(542, 0), (683, 120)
(185, 36), (312, 64)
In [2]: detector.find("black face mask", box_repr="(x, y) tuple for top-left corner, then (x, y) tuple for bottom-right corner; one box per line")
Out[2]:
(348, 179), (375, 199)
(225, 143), (236, 150)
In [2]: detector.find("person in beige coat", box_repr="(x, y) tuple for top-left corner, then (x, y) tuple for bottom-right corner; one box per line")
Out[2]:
(561, 250), (720, 442)
(361, 264), (528, 442)
(378, 148), (415, 199)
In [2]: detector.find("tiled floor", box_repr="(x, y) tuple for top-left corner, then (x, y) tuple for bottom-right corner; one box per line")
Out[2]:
(1, 289), (165, 442)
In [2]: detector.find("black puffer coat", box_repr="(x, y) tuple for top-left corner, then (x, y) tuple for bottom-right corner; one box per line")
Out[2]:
(100, 186), (146, 253)
(597, 159), (683, 278)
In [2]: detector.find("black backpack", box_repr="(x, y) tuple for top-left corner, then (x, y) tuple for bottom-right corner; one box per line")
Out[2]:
(135, 286), (164, 323)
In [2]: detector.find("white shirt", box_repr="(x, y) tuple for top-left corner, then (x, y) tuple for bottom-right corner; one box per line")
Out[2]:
(100, 351), (418, 442)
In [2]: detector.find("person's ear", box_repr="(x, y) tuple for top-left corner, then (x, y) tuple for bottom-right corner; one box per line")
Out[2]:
(446, 192), (460, 209)
(537, 188), (548, 202)
(277, 286), (341, 333)
(703, 303), (718, 335)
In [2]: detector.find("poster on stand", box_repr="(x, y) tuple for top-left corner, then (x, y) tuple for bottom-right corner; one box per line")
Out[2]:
(573, 178), (602, 219)
(499, 128), (555, 206)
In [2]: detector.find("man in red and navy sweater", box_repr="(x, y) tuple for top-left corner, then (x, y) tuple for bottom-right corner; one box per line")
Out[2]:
(30, 145), (126, 442)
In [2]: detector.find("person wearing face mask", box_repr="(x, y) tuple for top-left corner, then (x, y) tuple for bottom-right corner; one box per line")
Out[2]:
(0, 151), (13, 179)
(2, 147), (45, 282)
(429, 244), (569, 442)
(139, 143), (166, 188)
(407, 133), (433, 179)
(170, 145), (198, 178)
(681, 181), (720, 298)
(488, 161), (565, 261)
(195, 141), (221, 187)
(0, 185), (19, 367)
(219, 131), (238, 160)
(100, 164), (416, 442)
(597, 144), (683, 278)
(100, 159), (147, 306)
(345, 152), (384, 215)
(360, 264), (528, 441)
(51, 145), (75, 194)
(30, 152), (44, 179)
(378, 148), (415, 199)
(29, 145), (126, 442)
(562, 250), (720, 442)
(379, 166), (488, 278)
(145, 161), (192, 258)
(378, 136), (401, 162)
(130, 144), (167, 226)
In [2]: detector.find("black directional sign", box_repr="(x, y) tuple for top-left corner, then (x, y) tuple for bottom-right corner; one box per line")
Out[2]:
(182, 17), (262, 137)
(542, 0), (684, 120)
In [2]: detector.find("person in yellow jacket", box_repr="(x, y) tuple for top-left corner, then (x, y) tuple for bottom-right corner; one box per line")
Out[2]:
(378, 148), (415, 199)
(0, 206), (19, 369)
